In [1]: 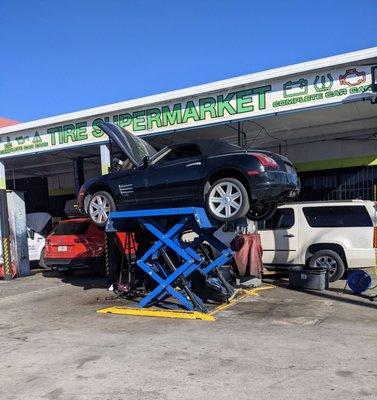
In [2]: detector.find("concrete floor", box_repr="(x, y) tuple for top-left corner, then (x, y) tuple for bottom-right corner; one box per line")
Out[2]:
(1, 270), (377, 400)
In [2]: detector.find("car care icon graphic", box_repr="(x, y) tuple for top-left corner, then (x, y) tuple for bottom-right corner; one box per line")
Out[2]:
(314, 73), (334, 92)
(339, 68), (366, 87)
(4, 136), (13, 149)
(283, 78), (308, 98)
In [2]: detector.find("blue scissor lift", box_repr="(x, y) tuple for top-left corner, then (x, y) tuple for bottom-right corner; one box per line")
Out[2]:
(105, 207), (235, 313)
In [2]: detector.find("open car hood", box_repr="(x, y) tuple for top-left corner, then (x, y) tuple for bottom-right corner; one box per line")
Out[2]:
(99, 122), (157, 167)
(26, 212), (52, 233)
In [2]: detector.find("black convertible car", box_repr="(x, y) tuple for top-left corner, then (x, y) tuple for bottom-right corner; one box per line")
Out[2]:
(78, 122), (300, 227)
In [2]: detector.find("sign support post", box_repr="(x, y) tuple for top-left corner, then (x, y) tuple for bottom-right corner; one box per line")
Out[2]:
(73, 157), (84, 195)
(100, 144), (111, 175)
(0, 162), (13, 280)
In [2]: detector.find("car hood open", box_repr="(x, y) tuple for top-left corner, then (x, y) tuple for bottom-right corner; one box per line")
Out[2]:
(26, 212), (52, 233)
(99, 122), (157, 167)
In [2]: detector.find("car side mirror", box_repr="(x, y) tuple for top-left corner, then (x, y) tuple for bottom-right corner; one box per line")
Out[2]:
(142, 156), (150, 168)
(27, 228), (35, 240)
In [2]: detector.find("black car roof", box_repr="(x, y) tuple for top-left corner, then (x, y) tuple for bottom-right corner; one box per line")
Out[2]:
(172, 140), (243, 156)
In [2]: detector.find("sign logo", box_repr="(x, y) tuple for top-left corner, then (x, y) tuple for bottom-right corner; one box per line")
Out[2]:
(283, 78), (308, 98)
(339, 68), (366, 87)
(314, 73), (334, 92)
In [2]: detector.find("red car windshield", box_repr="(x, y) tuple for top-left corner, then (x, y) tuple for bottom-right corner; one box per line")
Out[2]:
(52, 222), (90, 235)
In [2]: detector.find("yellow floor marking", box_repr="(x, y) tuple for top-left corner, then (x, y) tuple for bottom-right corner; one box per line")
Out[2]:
(209, 285), (275, 315)
(97, 285), (275, 320)
(244, 284), (276, 294)
(97, 306), (215, 321)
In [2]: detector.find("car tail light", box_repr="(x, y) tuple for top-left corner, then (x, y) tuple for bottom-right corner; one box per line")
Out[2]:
(250, 152), (278, 168)
(373, 227), (377, 248)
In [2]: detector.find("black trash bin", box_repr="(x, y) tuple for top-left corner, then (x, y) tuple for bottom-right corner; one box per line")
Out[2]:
(289, 267), (329, 290)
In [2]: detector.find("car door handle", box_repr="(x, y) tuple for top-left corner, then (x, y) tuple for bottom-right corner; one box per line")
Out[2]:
(186, 162), (202, 167)
(283, 233), (295, 237)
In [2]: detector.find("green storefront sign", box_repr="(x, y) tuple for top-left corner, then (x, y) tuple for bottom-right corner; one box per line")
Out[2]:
(0, 65), (374, 158)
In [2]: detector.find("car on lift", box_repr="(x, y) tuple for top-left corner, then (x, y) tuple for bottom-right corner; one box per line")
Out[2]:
(42, 217), (136, 276)
(78, 122), (300, 227)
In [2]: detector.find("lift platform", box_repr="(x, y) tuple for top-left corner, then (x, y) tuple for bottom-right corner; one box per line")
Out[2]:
(104, 207), (235, 313)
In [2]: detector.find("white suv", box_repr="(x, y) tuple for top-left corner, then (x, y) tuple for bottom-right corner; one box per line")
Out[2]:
(258, 200), (377, 281)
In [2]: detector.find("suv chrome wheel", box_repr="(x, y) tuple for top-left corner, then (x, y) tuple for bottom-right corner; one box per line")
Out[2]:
(208, 181), (243, 219)
(313, 255), (337, 277)
(309, 249), (345, 282)
(89, 194), (111, 224)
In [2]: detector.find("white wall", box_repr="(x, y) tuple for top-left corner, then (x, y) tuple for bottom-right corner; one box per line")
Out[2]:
(47, 162), (100, 196)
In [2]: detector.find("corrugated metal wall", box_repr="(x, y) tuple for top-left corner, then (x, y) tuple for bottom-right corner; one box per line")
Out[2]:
(298, 166), (377, 201)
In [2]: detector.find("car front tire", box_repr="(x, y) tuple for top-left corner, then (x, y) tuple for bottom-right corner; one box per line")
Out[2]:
(308, 249), (345, 282)
(87, 191), (116, 228)
(205, 178), (249, 222)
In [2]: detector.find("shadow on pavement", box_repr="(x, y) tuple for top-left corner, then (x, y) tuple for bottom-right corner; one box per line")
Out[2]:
(265, 277), (377, 310)
(42, 268), (109, 291)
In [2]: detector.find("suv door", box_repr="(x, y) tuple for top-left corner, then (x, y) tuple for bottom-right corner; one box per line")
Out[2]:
(258, 207), (299, 265)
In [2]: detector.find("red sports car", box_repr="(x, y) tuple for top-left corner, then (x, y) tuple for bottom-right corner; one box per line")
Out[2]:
(43, 218), (136, 276)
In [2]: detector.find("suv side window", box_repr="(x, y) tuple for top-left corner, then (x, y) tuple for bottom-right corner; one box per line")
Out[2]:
(258, 208), (294, 230)
(303, 206), (373, 227)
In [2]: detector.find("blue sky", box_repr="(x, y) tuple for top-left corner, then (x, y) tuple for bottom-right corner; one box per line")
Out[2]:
(1, 0), (376, 122)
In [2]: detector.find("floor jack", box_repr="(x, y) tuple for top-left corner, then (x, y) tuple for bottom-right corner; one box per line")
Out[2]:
(101, 207), (235, 315)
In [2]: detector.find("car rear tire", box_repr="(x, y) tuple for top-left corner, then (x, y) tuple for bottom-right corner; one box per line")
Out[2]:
(38, 247), (47, 269)
(58, 269), (76, 277)
(308, 249), (345, 282)
(246, 204), (277, 221)
(88, 191), (116, 228)
(206, 178), (249, 222)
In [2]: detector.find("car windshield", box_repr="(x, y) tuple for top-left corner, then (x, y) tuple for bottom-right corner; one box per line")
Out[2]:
(118, 127), (157, 165)
(149, 140), (242, 165)
(99, 123), (157, 166)
(151, 144), (202, 164)
(52, 221), (90, 235)
(150, 147), (170, 164)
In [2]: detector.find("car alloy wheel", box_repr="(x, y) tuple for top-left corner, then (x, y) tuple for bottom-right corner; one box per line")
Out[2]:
(208, 181), (243, 219)
(313, 255), (337, 277)
(89, 194), (111, 224)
